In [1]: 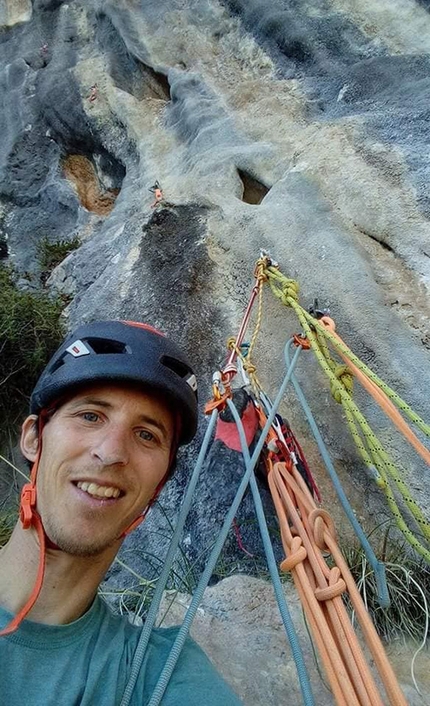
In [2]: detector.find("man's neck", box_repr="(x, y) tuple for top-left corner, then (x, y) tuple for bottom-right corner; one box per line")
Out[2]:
(0, 523), (120, 625)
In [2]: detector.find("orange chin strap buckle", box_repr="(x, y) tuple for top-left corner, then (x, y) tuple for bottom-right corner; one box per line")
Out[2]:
(20, 483), (37, 530)
(0, 425), (47, 637)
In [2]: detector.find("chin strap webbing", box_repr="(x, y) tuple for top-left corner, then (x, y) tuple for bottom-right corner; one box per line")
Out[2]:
(0, 508), (46, 636)
(0, 417), (48, 637)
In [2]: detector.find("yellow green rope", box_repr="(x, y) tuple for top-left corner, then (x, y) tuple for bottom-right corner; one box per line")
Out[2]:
(266, 264), (430, 437)
(262, 261), (430, 561)
(344, 405), (430, 562)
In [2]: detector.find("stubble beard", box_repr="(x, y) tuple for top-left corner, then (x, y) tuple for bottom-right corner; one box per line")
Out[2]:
(42, 512), (121, 558)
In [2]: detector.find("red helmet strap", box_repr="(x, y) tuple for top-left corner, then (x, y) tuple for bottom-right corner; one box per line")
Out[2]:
(0, 413), (48, 636)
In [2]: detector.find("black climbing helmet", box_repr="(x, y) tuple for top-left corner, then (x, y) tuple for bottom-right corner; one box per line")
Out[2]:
(30, 320), (198, 445)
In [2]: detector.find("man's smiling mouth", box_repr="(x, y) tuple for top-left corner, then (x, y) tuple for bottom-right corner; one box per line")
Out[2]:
(75, 481), (122, 499)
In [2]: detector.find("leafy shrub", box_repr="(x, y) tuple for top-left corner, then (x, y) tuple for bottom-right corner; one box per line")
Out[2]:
(0, 266), (65, 438)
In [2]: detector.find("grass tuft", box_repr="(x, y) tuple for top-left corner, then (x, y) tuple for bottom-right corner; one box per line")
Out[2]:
(343, 530), (430, 644)
(38, 236), (81, 285)
(0, 265), (65, 439)
(0, 510), (16, 547)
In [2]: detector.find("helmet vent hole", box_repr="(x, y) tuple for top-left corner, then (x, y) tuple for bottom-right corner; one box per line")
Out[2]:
(161, 355), (191, 379)
(50, 356), (67, 373)
(85, 338), (128, 354)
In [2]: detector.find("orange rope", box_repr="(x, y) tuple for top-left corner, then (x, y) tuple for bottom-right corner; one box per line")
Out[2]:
(267, 459), (407, 706)
(320, 317), (430, 466)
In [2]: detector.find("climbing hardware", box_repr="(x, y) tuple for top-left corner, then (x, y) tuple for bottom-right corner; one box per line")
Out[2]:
(121, 251), (428, 706)
(259, 252), (430, 563)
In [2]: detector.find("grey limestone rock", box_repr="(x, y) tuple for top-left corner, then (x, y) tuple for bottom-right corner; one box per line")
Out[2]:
(157, 575), (430, 705)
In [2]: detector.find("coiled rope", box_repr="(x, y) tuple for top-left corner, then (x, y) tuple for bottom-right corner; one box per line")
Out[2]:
(284, 338), (389, 608)
(122, 252), (427, 705)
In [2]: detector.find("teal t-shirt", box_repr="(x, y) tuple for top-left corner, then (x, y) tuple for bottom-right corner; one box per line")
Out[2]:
(0, 597), (242, 705)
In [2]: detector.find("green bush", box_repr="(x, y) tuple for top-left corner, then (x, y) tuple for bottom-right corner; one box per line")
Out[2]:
(0, 266), (65, 438)
(38, 236), (81, 283)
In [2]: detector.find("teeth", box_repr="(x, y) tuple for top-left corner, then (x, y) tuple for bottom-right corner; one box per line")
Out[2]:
(76, 481), (120, 499)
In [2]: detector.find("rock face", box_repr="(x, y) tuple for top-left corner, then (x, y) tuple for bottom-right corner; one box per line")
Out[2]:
(1, 0), (430, 701)
(0, 1), (32, 28)
(157, 575), (429, 706)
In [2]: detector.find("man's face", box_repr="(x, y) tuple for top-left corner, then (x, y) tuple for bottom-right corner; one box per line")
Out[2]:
(20, 385), (174, 557)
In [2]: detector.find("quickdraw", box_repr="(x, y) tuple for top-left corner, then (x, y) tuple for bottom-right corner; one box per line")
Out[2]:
(200, 249), (430, 704)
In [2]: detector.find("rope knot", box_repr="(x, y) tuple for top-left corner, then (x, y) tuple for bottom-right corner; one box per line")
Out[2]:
(254, 259), (268, 282)
(279, 279), (299, 306)
(280, 535), (307, 572)
(315, 567), (346, 601)
(309, 509), (337, 552)
(243, 361), (257, 376)
(330, 364), (354, 403)
(227, 337), (237, 351)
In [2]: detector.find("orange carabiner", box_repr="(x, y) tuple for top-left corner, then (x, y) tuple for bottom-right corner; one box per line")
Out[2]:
(293, 333), (311, 350)
(204, 389), (231, 414)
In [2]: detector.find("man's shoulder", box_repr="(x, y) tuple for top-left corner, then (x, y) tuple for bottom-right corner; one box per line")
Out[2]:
(140, 625), (243, 704)
(97, 597), (182, 646)
(100, 600), (242, 704)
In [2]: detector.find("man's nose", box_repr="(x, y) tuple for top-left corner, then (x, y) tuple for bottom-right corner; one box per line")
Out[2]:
(91, 425), (130, 466)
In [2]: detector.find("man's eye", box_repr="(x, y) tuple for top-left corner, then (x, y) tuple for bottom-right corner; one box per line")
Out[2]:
(81, 412), (99, 423)
(138, 429), (155, 442)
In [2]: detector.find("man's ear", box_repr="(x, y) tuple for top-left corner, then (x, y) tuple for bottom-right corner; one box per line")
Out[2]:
(20, 415), (39, 463)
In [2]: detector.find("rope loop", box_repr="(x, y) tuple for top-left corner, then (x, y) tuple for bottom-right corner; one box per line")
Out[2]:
(264, 266), (299, 307)
(280, 535), (307, 572)
(309, 508), (337, 551)
(254, 258), (269, 282)
(330, 364), (354, 403)
(243, 360), (257, 376)
(315, 567), (346, 601)
(227, 337), (237, 351)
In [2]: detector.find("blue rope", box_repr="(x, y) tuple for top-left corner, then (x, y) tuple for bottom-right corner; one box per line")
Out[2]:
(146, 345), (303, 706)
(284, 339), (390, 608)
(120, 410), (219, 706)
(226, 398), (315, 706)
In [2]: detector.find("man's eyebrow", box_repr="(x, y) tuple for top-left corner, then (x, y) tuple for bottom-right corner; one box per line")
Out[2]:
(137, 414), (169, 439)
(67, 397), (112, 410)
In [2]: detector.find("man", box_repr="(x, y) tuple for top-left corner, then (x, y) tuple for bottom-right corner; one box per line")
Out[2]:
(0, 320), (242, 705)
